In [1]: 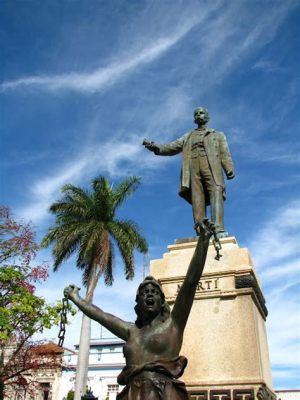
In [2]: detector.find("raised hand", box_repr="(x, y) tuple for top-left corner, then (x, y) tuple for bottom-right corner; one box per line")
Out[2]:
(195, 218), (215, 239)
(64, 284), (80, 301)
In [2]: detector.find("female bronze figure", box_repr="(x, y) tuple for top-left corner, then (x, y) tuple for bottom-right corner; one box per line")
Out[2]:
(64, 220), (213, 399)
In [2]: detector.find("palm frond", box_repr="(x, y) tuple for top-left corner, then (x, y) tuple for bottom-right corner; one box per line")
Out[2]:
(112, 176), (141, 211)
(61, 184), (91, 200)
(92, 176), (111, 195)
(50, 202), (88, 219)
(49, 184), (93, 221)
(52, 230), (83, 271)
(108, 221), (146, 280)
(82, 262), (93, 287)
(41, 222), (83, 247)
(92, 177), (115, 220)
(52, 238), (81, 271)
(104, 241), (114, 286)
(42, 176), (148, 290)
(76, 223), (104, 268)
(109, 220), (148, 253)
(41, 227), (61, 248)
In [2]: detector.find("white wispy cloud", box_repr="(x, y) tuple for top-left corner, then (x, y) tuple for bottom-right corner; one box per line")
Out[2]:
(0, 149), (53, 168)
(142, 86), (193, 138)
(252, 59), (284, 73)
(243, 175), (300, 196)
(261, 259), (300, 281)
(18, 135), (167, 223)
(15, 78), (195, 226)
(181, 1), (296, 97)
(263, 154), (300, 164)
(249, 200), (300, 269)
(267, 296), (300, 367)
(237, 137), (300, 166)
(248, 201), (300, 385)
(19, 159), (88, 222)
(2, 1), (294, 99)
(1, 19), (200, 94)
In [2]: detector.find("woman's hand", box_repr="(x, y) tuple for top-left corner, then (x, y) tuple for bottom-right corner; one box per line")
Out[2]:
(64, 284), (80, 301)
(195, 218), (215, 240)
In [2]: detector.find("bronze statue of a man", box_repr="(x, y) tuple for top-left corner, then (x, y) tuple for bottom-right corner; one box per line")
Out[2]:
(143, 107), (235, 237)
(64, 220), (214, 400)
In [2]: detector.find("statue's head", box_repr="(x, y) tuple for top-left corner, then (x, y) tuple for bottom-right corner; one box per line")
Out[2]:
(193, 107), (209, 125)
(134, 276), (170, 328)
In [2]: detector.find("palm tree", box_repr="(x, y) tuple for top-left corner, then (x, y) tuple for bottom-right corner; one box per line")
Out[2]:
(41, 176), (147, 400)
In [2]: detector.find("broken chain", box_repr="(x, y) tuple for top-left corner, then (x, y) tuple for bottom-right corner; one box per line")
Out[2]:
(195, 220), (222, 261)
(58, 297), (69, 347)
(212, 233), (222, 261)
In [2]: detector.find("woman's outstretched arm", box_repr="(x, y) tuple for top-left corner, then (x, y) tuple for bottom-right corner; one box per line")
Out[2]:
(171, 220), (213, 334)
(64, 285), (132, 341)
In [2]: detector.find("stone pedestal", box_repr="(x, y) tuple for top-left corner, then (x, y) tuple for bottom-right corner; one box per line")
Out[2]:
(150, 237), (275, 400)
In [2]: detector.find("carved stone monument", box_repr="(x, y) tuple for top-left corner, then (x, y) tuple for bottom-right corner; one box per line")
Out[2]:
(150, 236), (276, 400)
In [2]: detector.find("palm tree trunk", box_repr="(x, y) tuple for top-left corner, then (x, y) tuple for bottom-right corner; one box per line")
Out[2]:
(74, 264), (99, 400)
(74, 313), (91, 400)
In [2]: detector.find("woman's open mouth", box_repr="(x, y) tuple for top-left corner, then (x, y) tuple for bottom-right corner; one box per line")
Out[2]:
(145, 299), (154, 306)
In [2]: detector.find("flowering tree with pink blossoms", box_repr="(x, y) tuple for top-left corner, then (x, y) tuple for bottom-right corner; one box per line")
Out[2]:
(0, 207), (62, 399)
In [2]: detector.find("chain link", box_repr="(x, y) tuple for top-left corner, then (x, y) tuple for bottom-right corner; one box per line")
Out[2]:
(212, 234), (222, 261)
(194, 220), (222, 261)
(58, 297), (69, 347)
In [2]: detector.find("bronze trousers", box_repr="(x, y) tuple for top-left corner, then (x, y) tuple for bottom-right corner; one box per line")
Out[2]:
(190, 154), (224, 232)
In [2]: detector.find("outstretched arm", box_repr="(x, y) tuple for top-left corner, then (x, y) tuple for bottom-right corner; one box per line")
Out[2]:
(143, 134), (188, 156)
(171, 220), (213, 334)
(64, 285), (132, 341)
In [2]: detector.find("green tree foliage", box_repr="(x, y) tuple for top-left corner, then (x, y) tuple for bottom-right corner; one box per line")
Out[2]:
(0, 207), (62, 399)
(0, 266), (60, 343)
(42, 176), (148, 288)
(41, 176), (148, 399)
(66, 389), (74, 400)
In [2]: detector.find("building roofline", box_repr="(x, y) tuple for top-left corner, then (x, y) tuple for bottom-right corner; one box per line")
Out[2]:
(63, 363), (125, 370)
(75, 339), (124, 349)
(63, 346), (77, 354)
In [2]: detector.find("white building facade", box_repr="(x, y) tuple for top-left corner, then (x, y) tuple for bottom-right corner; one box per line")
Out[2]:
(58, 332), (125, 400)
(275, 390), (300, 400)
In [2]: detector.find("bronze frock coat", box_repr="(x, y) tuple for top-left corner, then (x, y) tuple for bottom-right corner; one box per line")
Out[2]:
(156, 128), (235, 206)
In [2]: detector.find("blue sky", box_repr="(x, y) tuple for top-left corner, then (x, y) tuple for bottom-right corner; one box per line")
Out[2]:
(1, 0), (299, 390)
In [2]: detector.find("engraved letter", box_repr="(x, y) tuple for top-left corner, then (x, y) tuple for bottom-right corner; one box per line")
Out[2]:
(210, 390), (231, 400)
(206, 280), (212, 290)
(233, 389), (254, 400)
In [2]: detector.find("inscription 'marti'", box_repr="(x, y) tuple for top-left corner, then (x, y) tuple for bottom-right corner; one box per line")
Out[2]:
(177, 278), (219, 293)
